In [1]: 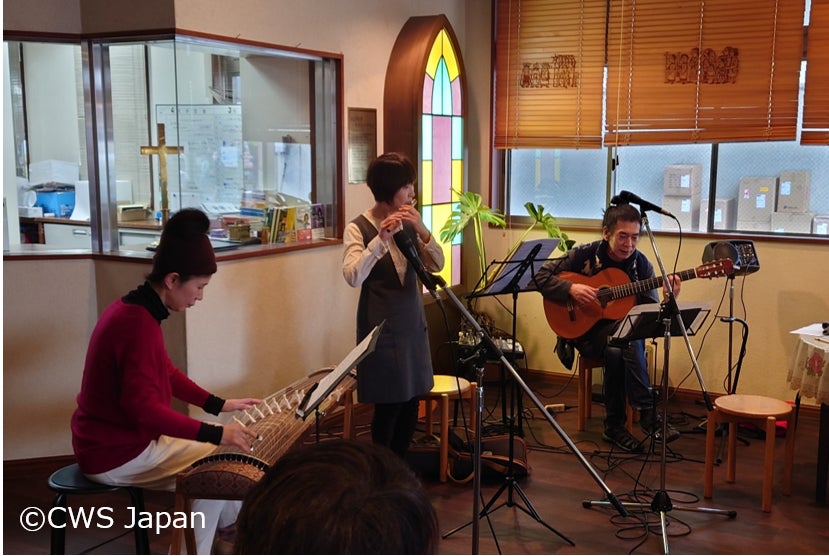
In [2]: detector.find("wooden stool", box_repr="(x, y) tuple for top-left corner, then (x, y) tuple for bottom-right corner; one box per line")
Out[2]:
(576, 355), (635, 432)
(420, 375), (477, 482)
(47, 463), (149, 554)
(577, 355), (602, 431)
(704, 394), (796, 512)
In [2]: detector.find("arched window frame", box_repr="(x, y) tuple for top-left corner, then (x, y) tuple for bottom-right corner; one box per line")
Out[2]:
(384, 15), (467, 287)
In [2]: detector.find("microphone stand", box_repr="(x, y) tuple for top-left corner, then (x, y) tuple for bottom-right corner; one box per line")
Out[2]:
(431, 276), (629, 554)
(582, 209), (735, 554)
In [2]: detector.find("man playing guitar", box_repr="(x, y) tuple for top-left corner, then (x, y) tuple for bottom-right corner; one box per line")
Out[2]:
(533, 201), (681, 453)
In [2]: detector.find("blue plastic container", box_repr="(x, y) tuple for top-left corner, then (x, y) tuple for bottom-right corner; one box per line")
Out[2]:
(35, 189), (76, 218)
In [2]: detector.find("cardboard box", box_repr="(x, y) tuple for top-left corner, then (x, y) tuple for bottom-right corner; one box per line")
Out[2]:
(28, 160), (79, 186)
(737, 177), (776, 222)
(736, 219), (771, 232)
(661, 193), (701, 231)
(117, 205), (149, 222)
(812, 215), (829, 235)
(698, 198), (736, 231)
(18, 206), (43, 218)
(771, 211), (814, 233)
(776, 170), (811, 213)
(664, 164), (702, 196)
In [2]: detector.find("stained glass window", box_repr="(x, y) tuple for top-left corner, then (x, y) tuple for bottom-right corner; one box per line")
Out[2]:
(421, 29), (463, 287)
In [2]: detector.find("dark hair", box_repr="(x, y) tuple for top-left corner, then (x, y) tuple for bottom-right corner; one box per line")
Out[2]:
(602, 202), (642, 233)
(234, 439), (439, 555)
(146, 208), (217, 283)
(365, 152), (416, 203)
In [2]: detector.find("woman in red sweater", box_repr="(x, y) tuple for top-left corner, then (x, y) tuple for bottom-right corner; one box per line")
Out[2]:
(71, 208), (260, 554)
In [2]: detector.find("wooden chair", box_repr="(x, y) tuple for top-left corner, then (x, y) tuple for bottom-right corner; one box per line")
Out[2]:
(420, 375), (477, 482)
(704, 394), (796, 512)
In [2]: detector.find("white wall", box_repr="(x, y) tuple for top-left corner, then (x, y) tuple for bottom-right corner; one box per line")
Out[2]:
(2, 0), (481, 460)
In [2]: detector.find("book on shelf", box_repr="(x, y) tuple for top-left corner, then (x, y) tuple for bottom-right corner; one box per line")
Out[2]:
(295, 204), (312, 241)
(311, 203), (326, 239)
(275, 206), (297, 243)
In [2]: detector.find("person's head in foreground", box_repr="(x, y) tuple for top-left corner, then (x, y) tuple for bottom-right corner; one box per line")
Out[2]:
(234, 439), (439, 554)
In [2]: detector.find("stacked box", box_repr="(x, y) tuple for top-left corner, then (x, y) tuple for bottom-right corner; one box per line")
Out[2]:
(736, 177), (776, 231)
(776, 171), (811, 213)
(812, 215), (829, 235)
(699, 198), (736, 231)
(662, 164), (702, 231)
(663, 164), (702, 196)
(661, 193), (701, 231)
(771, 212), (815, 233)
(28, 160), (79, 186)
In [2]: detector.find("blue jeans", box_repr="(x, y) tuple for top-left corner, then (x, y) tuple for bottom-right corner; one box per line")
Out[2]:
(603, 338), (654, 431)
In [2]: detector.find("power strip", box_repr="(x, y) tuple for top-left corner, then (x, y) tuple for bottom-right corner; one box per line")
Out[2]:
(544, 403), (566, 413)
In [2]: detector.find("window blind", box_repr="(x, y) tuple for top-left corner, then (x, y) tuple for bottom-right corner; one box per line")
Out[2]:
(605, 0), (805, 146)
(802, 0), (829, 145)
(493, 0), (606, 149)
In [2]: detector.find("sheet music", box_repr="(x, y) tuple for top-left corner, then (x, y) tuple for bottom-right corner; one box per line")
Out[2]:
(296, 322), (383, 418)
(478, 238), (561, 296)
(614, 301), (712, 340)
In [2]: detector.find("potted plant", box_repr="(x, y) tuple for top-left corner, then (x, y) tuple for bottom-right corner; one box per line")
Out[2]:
(439, 192), (573, 286)
(439, 190), (507, 283)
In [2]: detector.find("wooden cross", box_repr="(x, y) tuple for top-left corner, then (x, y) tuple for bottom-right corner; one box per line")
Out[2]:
(140, 123), (183, 225)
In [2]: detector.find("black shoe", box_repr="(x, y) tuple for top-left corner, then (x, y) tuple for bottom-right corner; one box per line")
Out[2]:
(640, 410), (680, 443)
(602, 427), (644, 453)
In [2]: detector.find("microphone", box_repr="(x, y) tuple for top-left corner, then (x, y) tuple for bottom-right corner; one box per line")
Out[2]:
(393, 228), (445, 297)
(615, 190), (675, 218)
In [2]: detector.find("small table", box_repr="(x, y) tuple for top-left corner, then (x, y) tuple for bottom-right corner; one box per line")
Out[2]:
(787, 331), (829, 504)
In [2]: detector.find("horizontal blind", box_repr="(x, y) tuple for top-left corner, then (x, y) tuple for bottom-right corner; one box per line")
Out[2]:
(494, 0), (606, 149)
(802, 0), (829, 145)
(606, 0), (804, 146)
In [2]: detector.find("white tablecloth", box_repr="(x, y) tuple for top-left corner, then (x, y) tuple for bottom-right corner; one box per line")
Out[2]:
(788, 334), (829, 404)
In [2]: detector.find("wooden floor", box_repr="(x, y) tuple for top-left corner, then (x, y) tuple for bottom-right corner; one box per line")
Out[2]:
(4, 372), (829, 555)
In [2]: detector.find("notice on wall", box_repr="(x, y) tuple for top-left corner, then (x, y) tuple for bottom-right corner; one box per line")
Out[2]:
(348, 108), (377, 184)
(156, 105), (245, 207)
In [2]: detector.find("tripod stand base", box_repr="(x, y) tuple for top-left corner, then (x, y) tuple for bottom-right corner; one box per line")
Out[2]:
(443, 477), (575, 548)
(582, 497), (737, 518)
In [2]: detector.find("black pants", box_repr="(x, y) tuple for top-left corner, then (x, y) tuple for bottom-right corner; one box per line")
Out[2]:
(372, 398), (420, 457)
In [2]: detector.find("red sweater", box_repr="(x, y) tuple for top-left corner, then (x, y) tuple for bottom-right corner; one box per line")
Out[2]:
(71, 293), (215, 474)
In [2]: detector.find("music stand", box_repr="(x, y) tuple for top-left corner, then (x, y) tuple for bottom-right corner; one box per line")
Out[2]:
(583, 294), (735, 551)
(296, 323), (383, 419)
(435, 280), (628, 554)
(611, 302), (710, 347)
(447, 238), (582, 550)
(469, 238), (561, 432)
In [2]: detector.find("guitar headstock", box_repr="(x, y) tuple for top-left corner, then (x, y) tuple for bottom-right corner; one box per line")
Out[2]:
(697, 258), (734, 278)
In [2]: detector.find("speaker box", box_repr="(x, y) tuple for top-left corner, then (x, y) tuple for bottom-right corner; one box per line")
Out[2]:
(702, 240), (759, 275)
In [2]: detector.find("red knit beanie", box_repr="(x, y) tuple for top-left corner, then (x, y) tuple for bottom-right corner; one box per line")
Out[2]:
(151, 208), (217, 277)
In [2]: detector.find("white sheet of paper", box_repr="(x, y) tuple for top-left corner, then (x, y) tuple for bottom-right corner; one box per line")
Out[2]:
(789, 322), (826, 337)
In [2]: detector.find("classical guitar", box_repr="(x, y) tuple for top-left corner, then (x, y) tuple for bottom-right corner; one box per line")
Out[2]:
(543, 258), (733, 339)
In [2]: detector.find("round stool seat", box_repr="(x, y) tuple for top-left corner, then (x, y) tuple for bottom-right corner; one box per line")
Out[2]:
(430, 375), (471, 396)
(705, 394), (796, 512)
(48, 463), (149, 554)
(714, 394), (792, 419)
(48, 463), (120, 495)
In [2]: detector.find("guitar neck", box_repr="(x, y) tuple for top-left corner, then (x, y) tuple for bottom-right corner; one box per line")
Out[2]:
(608, 267), (697, 301)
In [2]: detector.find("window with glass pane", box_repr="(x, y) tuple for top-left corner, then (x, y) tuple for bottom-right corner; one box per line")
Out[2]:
(500, 0), (828, 238)
(3, 34), (341, 251)
(3, 41), (88, 247)
(421, 29), (463, 287)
